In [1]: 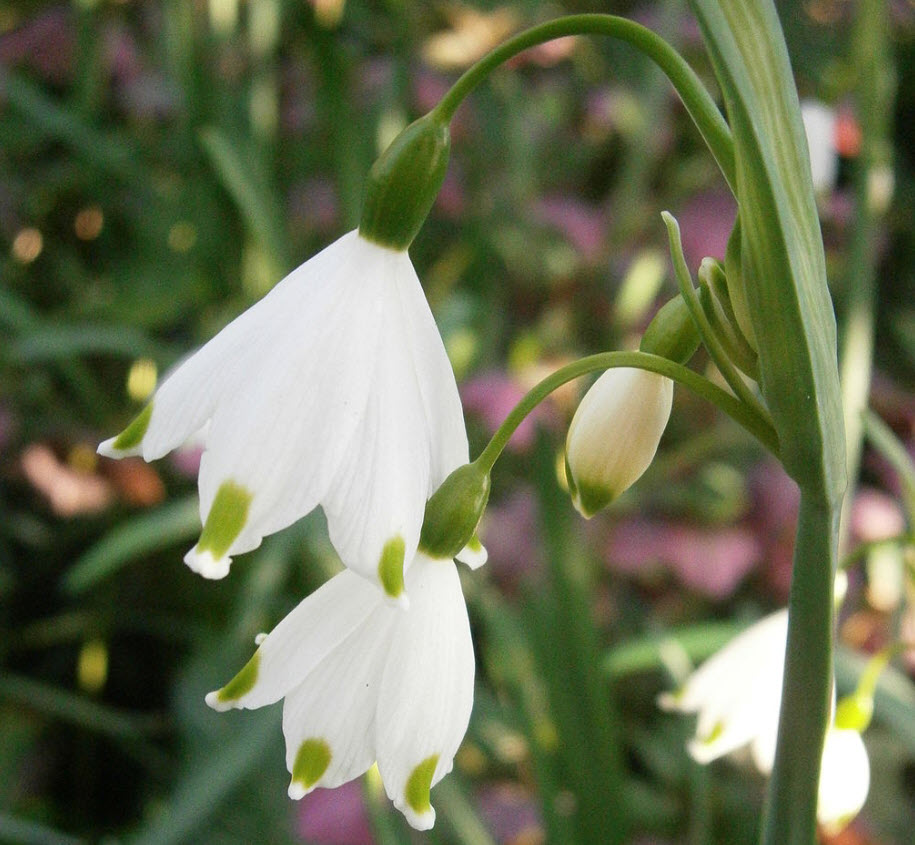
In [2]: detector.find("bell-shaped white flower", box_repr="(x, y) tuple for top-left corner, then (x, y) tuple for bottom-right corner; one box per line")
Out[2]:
(205, 553), (474, 831)
(565, 368), (673, 517)
(816, 727), (870, 834)
(659, 609), (870, 832)
(98, 231), (468, 599)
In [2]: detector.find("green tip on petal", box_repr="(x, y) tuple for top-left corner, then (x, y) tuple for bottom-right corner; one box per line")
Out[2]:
(572, 480), (618, 519)
(111, 404), (153, 451)
(699, 720), (726, 747)
(290, 738), (332, 796)
(378, 536), (406, 600)
(212, 651), (260, 706)
(405, 754), (439, 816)
(196, 480), (253, 560)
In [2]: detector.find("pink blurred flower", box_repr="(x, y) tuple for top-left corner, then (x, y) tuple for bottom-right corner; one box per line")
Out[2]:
(476, 783), (543, 844)
(532, 196), (607, 263)
(605, 517), (759, 599)
(462, 371), (556, 454)
(748, 461), (800, 600)
(676, 191), (737, 268)
(296, 780), (374, 845)
(0, 7), (74, 85)
(479, 488), (543, 590)
(850, 487), (906, 543)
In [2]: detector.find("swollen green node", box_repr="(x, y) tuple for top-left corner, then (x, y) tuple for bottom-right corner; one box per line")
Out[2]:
(197, 480), (253, 559)
(216, 651), (260, 703)
(405, 754), (440, 815)
(112, 404), (153, 451)
(378, 536), (406, 599)
(292, 738), (332, 789)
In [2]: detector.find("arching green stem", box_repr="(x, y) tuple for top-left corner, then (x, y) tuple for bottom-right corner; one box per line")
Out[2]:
(474, 350), (779, 474)
(431, 14), (736, 193)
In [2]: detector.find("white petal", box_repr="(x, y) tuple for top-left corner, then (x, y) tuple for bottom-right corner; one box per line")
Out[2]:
(660, 610), (788, 764)
(282, 604), (398, 799)
(566, 369), (673, 516)
(190, 232), (384, 571)
(817, 728), (869, 833)
(322, 241), (467, 592)
(389, 246), (469, 487)
(455, 537), (488, 570)
(800, 100), (837, 194)
(205, 568), (381, 711)
(375, 556), (475, 830)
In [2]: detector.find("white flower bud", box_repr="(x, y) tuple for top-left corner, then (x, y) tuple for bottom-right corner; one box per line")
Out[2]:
(565, 368), (673, 517)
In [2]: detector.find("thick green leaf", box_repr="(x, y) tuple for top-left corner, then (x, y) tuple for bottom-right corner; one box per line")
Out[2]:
(688, 0), (845, 503)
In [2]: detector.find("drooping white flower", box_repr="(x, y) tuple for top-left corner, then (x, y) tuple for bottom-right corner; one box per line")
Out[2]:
(659, 609), (871, 832)
(98, 231), (467, 599)
(206, 553), (474, 831)
(816, 728), (870, 834)
(564, 368), (673, 517)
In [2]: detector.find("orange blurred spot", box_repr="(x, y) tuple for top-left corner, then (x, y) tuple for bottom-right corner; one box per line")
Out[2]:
(103, 457), (166, 507)
(834, 112), (862, 158)
(21, 444), (113, 516)
(422, 7), (518, 69)
(11, 228), (43, 263)
(74, 205), (104, 240)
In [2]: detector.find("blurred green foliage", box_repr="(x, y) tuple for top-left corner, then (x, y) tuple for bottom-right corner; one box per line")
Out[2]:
(1, 1), (914, 843)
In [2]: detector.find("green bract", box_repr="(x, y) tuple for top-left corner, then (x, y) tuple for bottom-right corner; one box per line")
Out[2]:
(418, 462), (491, 560)
(688, 0), (844, 502)
(358, 112), (451, 251)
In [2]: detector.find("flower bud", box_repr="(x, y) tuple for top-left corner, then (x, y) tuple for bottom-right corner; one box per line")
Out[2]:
(359, 113), (450, 251)
(565, 368), (673, 517)
(418, 462), (491, 560)
(724, 219), (758, 351)
(639, 294), (700, 365)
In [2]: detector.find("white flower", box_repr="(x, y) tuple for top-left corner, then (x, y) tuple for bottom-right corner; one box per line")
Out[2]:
(564, 368), (673, 517)
(800, 100), (838, 195)
(660, 609), (870, 832)
(658, 610), (787, 767)
(98, 231), (468, 599)
(816, 728), (870, 834)
(206, 553), (474, 831)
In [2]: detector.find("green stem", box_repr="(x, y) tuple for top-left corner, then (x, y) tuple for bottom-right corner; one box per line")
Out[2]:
(474, 350), (779, 473)
(662, 212), (774, 429)
(761, 493), (839, 845)
(430, 14), (736, 192)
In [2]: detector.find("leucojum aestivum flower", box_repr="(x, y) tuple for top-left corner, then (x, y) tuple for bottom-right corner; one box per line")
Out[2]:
(99, 3), (883, 839)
